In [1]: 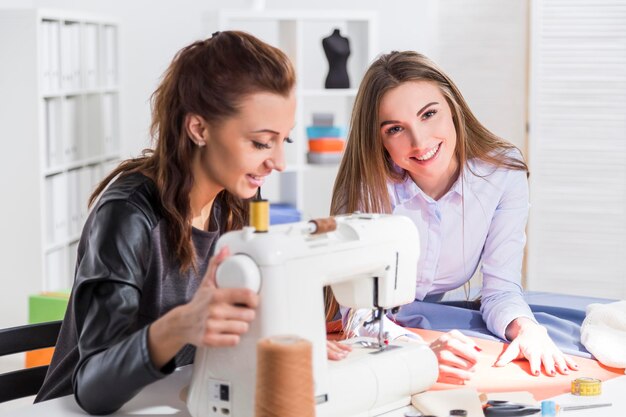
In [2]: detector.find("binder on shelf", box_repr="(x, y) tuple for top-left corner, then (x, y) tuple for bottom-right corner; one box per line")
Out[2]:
(40, 21), (51, 93)
(71, 23), (80, 90)
(67, 169), (80, 237)
(89, 163), (105, 192)
(102, 93), (117, 154)
(44, 247), (69, 292)
(84, 24), (99, 89)
(78, 167), (92, 226)
(68, 241), (79, 278)
(63, 96), (80, 162)
(60, 22), (81, 91)
(60, 22), (72, 90)
(49, 20), (60, 92)
(52, 172), (69, 245)
(44, 98), (62, 168)
(44, 176), (55, 246)
(84, 94), (103, 158)
(103, 25), (117, 87)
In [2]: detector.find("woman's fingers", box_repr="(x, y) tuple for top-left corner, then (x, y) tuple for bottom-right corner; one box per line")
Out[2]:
(212, 287), (259, 309)
(449, 329), (480, 350)
(207, 302), (256, 322)
(541, 352), (556, 376)
(495, 339), (521, 367)
(203, 333), (241, 347)
(438, 348), (476, 371)
(326, 340), (351, 360)
(206, 318), (250, 335)
(564, 354), (579, 371)
(431, 332), (479, 366)
(553, 353), (570, 375)
(437, 364), (474, 383)
(202, 246), (231, 288)
(430, 331), (479, 384)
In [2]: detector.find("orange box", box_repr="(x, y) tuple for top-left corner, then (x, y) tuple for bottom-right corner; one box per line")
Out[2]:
(308, 138), (345, 153)
(26, 347), (55, 368)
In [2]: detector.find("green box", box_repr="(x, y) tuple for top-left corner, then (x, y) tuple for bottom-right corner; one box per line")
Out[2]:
(28, 291), (70, 324)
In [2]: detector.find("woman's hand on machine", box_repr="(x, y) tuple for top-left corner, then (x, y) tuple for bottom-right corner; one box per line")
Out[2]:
(326, 340), (352, 360)
(180, 247), (259, 348)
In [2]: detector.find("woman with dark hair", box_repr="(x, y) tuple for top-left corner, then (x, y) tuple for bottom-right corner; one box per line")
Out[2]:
(35, 31), (348, 414)
(327, 51), (578, 385)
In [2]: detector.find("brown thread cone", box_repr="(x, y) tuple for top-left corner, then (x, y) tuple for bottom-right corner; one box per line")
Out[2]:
(255, 336), (315, 417)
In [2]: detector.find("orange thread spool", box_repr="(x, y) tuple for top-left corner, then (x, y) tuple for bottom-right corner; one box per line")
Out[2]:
(309, 217), (337, 235)
(255, 336), (315, 417)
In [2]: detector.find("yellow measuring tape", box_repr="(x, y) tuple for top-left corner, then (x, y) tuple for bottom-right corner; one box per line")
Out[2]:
(571, 377), (602, 396)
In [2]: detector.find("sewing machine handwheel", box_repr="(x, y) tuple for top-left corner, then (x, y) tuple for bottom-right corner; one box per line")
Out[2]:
(215, 254), (262, 293)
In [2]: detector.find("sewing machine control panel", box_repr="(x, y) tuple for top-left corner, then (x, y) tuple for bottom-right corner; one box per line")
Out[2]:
(207, 378), (232, 416)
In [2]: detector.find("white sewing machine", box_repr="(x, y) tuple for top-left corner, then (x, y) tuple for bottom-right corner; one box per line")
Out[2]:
(187, 213), (438, 417)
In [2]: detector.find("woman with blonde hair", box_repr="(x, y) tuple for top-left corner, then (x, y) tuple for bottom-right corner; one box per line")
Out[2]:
(328, 51), (579, 384)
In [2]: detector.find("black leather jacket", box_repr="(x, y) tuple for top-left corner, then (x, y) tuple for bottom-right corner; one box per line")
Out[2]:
(35, 173), (220, 414)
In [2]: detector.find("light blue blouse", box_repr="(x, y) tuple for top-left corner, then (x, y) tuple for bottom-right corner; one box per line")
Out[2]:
(343, 156), (536, 341)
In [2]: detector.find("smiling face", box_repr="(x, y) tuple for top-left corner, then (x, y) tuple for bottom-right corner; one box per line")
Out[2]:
(379, 80), (459, 199)
(194, 89), (296, 199)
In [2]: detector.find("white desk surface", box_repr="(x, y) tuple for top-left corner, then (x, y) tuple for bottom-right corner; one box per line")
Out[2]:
(6, 366), (626, 417)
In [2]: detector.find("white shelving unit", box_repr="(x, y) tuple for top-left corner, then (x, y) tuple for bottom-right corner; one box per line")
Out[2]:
(209, 10), (378, 219)
(0, 9), (121, 293)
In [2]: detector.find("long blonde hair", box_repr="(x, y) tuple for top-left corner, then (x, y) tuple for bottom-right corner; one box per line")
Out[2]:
(325, 51), (527, 322)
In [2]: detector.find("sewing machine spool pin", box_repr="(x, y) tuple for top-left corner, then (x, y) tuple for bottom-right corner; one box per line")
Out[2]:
(308, 217), (337, 235)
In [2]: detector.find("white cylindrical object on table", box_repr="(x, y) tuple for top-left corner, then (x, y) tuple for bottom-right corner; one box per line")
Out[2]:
(317, 341), (439, 417)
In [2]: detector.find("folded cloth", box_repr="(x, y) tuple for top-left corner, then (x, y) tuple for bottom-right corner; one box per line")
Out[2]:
(581, 300), (626, 369)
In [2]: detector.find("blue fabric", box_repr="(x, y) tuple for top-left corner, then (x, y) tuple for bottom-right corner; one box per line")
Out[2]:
(269, 203), (301, 225)
(394, 291), (616, 359)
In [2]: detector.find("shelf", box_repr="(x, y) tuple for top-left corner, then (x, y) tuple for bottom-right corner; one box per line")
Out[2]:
(217, 9), (377, 22)
(44, 153), (120, 177)
(45, 235), (80, 253)
(303, 162), (341, 170)
(300, 88), (358, 98)
(42, 87), (120, 99)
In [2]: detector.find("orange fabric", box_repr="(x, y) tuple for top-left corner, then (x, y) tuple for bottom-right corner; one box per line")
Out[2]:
(325, 319), (343, 335)
(308, 138), (345, 153)
(325, 322), (623, 400)
(411, 328), (624, 400)
(25, 347), (55, 368)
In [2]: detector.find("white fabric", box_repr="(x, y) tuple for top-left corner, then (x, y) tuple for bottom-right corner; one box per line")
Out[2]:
(581, 300), (626, 369)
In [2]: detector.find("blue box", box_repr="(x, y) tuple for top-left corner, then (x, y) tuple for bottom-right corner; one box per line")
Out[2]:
(270, 203), (301, 225)
(306, 126), (346, 139)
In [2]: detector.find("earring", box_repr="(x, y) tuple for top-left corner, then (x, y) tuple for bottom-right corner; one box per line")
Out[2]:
(196, 141), (206, 147)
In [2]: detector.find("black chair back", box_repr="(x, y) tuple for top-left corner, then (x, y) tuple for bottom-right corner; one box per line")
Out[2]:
(0, 321), (62, 403)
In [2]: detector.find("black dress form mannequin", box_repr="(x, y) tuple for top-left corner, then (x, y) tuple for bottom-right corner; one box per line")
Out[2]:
(322, 29), (350, 88)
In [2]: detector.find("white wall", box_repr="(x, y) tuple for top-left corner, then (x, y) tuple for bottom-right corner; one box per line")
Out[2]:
(438, 0), (528, 152)
(0, 0), (527, 327)
(0, 0), (440, 162)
